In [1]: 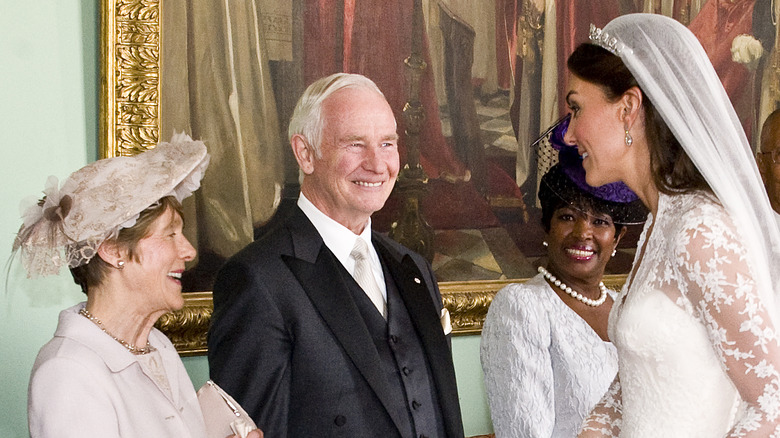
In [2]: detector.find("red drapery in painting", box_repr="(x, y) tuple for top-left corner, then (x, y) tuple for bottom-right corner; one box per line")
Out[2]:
(556, 0), (622, 116)
(689, 0), (757, 142)
(495, 0), (519, 91)
(302, 0), (467, 181)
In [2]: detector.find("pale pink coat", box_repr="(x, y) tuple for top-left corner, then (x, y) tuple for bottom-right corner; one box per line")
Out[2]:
(28, 303), (207, 438)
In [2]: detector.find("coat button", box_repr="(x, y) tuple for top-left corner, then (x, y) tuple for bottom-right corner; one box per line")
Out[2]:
(334, 415), (346, 427)
(411, 400), (420, 410)
(390, 335), (399, 343)
(403, 366), (411, 376)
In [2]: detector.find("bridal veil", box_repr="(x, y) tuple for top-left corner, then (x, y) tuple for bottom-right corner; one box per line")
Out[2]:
(594, 13), (780, 324)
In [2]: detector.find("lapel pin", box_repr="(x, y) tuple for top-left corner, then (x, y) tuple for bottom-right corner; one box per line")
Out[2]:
(414, 277), (421, 284)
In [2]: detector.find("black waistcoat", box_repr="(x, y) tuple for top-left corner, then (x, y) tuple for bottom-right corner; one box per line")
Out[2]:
(345, 255), (447, 438)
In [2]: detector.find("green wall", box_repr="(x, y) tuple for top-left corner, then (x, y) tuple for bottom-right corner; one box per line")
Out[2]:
(0, 1), (492, 436)
(1, 0), (98, 436)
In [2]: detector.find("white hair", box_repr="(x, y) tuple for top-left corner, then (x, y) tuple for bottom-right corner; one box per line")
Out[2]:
(287, 73), (385, 158)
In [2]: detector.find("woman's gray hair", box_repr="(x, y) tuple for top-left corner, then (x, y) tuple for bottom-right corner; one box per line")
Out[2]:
(287, 73), (386, 158)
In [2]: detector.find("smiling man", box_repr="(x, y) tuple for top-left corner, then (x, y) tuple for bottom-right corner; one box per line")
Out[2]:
(208, 73), (464, 438)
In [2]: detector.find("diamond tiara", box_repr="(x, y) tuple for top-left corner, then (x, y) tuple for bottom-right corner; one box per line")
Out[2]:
(589, 24), (630, 56)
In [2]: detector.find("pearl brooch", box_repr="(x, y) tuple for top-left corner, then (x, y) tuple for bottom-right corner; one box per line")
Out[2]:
(538, 266), (608, 307)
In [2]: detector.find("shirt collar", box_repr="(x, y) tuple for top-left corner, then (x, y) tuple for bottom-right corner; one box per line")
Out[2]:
(54, 303), (173, 373)
(54, 303), (183, 404)
(297, 193), (381, 277)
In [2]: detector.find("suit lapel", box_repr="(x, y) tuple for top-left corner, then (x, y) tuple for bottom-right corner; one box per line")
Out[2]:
(281, 209), (409, 436)
(373, 237), (448, 363)
(374, 236), (464, 438)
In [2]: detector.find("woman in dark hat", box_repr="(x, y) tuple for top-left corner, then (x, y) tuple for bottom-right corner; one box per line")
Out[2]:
(480, 117), (647, 438)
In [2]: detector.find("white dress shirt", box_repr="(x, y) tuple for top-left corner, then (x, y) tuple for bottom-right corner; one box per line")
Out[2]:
(297, 193), (387, 300)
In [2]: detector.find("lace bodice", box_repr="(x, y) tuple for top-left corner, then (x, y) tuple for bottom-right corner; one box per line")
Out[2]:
(482, 274), (618, 437)
(581, 192), (780, 437)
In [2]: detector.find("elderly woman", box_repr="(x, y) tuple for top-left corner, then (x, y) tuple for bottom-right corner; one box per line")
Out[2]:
(15, 134), (260, 438)
(480, 118), (647, 438)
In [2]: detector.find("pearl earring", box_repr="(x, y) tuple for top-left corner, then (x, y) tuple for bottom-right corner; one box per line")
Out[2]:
(625, 130), (633, 146)
(611, 249), (617, 257)
(117, 260), (125, 270)
(542, 241), (548, 247)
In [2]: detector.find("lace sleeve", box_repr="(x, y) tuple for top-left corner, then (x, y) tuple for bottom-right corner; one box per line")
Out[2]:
(480, 284), (555, 437)
(679, 207), (780, 436)
(578, 375), (622, 437)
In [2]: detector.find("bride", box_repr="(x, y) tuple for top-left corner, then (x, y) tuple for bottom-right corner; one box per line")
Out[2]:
(562, 13), (780, 437)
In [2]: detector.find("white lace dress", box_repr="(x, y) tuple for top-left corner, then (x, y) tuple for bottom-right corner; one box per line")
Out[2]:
(581, 191), (780, 437)
(481, 274), (618, 437)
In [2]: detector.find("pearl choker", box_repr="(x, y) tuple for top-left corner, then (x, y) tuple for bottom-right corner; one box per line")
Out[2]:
(538, 266), (608, 307)
(79, 308), (155, 355)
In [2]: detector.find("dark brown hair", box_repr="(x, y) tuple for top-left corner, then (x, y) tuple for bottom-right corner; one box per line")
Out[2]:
(567, 43), (711, 194)
(69, 196), (184, 295)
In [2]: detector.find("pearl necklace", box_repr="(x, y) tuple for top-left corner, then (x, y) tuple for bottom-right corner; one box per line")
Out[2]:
(538, 266), (608, 307)
(79, 308), (155, 355)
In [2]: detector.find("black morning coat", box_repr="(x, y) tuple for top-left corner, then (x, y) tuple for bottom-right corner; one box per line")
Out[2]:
(208, 206), (465, 437)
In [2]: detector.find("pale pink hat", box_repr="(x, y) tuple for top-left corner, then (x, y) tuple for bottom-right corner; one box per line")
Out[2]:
(13, 132), (210, 277)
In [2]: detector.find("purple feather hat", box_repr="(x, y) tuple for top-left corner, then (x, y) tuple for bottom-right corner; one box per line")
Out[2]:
(538, 115), (648, 225)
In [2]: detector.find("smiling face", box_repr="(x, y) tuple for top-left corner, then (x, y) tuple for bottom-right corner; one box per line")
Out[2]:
(545, 205), (623, 286)
(296, 86), (400, 233)
(564, 75), (630, 187)
(124, 208), (196, 313)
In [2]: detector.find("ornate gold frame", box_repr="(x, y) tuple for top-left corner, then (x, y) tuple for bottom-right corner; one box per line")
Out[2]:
(100, 0), (162, 159)
(100, 0), (628, 356)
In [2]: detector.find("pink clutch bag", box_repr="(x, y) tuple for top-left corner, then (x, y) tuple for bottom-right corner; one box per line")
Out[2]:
(197, 380), (258, 438)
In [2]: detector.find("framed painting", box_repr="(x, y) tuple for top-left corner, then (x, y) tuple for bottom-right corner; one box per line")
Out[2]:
(101, 0), (778, 355)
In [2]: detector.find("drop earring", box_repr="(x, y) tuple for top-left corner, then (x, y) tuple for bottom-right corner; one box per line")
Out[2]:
(542, 241), (549, 248)
(623, 106), (633, 146)
(611, 249), (617, 257)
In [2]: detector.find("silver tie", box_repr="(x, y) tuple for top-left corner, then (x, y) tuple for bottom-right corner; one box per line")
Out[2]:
(350, 238), (386, 319)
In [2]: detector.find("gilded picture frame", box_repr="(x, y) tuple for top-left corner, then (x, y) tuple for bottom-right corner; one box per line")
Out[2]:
(98, 0), (642, 355)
